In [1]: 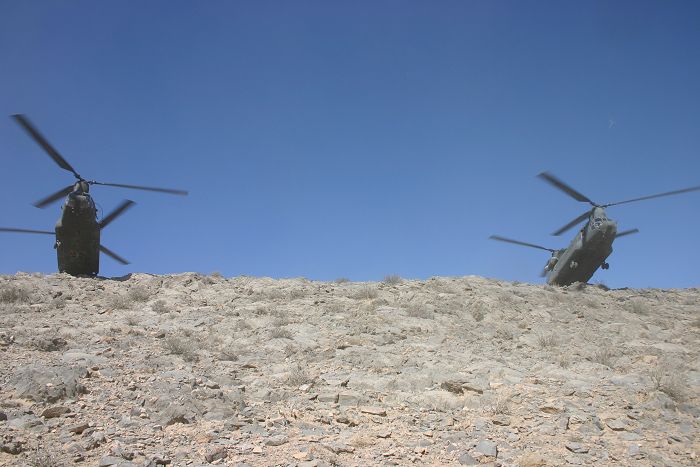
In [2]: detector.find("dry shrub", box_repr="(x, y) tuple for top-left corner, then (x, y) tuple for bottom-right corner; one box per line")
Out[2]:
(0, 284), (31, 304)
(405, 302), (434, 319)
(591, 345), (616, 368)
(108, 294), (131, 310)
(152, 300), (168, 313)
(650, 364), (686, 402)
(270, 327), (293, 339)
(353, 286), (378, 300)
(164, 334), (197, 362)
(129, 285), (151, 302)
(486, 393), (512, 415)
(383, 274), (403, 285)
(470, 299), (487, 322)
(627, 298), (649, 315)
(536, 332), (558, 349)
(334, 277), (351, 284)
(286, 363), (313, 386)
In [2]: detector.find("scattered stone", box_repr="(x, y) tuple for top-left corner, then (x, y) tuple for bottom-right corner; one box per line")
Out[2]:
(264, 434), (288, 446)
(317, 393), (339, 403)
(99, 456), (127, 466)
(360, 406), (387, 416)
(606, 418), (628, 431)
(475, 439), (498, 458)
(41, 405), (70, 419)
(323, 442), (355, 454)
(0, 412), (7, 421)
(68, 422), (91, 434)
(204, 445), (227, 463)
(519, 452), (548, 466)
(565, 442), (589, 454)
(458, 452), (479, 465)
(492, 415), (510, 426)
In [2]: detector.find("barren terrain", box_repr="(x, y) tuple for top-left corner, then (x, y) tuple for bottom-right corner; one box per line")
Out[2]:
(0, 272), (698, 466)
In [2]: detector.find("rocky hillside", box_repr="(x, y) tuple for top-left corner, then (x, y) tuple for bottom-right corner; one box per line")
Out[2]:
(0, 273), (698, 466)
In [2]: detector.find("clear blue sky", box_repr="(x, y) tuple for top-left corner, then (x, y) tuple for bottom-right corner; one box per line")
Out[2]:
(1, 1), (699, 288)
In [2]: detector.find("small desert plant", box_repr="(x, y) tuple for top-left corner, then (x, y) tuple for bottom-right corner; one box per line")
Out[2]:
(270, 327), (293, 339)
(219, 347), (238, 361)
(164, 335), (197, 362)
(627, 298), (649, 315)
(152, 300), (168, 314)
(486, 394), (512, 415)
(495, 326), (514, 341)
(536, 332), (558, 348)
(591, 345), (616, 368)
(128, 285), (151, 302)
(288, 288), (306, 300)
(210, 271), (223, 279)
(383, 275), (403, 285)
(558, 355), (572, 368)
(353, 286), (378, 300)
(650, 365), (686, 402)
(125, 314), (139, 326)
(0, 285), (31, 304)
(286, 363), (313, 386)
(334, 277), (351, 284)
(470, 300), (486, 322)
(29, 445), (62, 467)
(405, 302), (434, 319)
(108, 294), (131, 310)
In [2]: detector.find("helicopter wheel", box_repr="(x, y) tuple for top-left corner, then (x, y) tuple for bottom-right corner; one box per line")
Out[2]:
(601, 262), (609, 270)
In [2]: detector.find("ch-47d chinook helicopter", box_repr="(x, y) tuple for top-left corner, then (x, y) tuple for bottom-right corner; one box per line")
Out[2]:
(0, 114), (188, 276)
(490, 172), (700, 286)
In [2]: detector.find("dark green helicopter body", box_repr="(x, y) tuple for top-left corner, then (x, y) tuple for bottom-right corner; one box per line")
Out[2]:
(491, 173), (700, 286)
(0, 115), (186, 276)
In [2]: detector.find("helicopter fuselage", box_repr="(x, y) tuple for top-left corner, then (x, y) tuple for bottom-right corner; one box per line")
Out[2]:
(54, 191), (100, 276)
(545, 207), (616, 286)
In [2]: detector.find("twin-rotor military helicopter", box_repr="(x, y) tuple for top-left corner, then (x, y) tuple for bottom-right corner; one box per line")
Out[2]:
(491, 172), (700, 286)
(1, 114), (187, 276)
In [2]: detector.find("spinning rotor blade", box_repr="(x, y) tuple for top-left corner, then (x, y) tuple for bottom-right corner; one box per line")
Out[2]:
(489, 235), (556, 252)
(603, 185), (700, 208)
(538, 172), (596, 205)
(99, 200), (135, 229)
(615, 228), (639, 238)
(12, 114), (82, 180)
(90, 181), (188, 196)
(0, 227), (54, 235)
(34, 184), (74, 209)
(99, 245), (129, 265)
(552, 210), (591, 236)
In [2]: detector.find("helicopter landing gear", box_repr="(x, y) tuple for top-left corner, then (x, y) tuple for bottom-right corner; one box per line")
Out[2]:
(601, 262), (609, 270)
(570, 261), (578, 269)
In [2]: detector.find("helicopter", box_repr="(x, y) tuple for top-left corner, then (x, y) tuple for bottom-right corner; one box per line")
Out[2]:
(490, 172), (700, 286)
(1, 114), (188, 276)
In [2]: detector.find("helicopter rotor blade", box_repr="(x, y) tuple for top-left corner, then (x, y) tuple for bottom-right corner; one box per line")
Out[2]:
(489, 235), (556, 252)
(11, 114), (82, 180)
(0, 227), (54, 235)
(538, 172), (596, 205)
(34, 184), (75, 209)
(615, 228), (639, 238)
(99, 200), (135, 229)
(552, 210), (591, 236)
(603, 185), (700, 208)
(90, 181), (188, 196)
(99, 245), (129, 265)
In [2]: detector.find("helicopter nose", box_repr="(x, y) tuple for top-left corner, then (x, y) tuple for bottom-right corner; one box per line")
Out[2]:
(602, 220), (617, 237)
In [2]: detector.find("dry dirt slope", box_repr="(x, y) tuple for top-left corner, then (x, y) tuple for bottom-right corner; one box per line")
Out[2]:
(0, 273), (698, 466)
